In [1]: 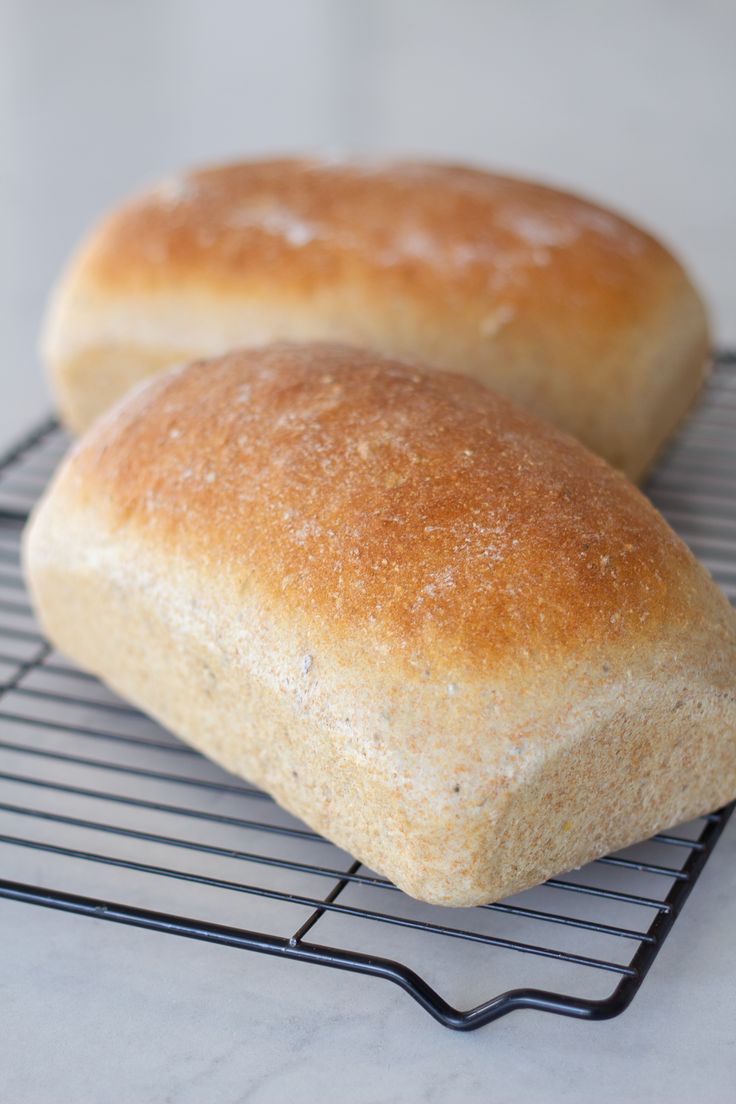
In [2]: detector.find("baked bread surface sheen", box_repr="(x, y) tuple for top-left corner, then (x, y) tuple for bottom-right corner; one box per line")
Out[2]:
(43, 158), (709, 478)
(25, 344), (736, 906)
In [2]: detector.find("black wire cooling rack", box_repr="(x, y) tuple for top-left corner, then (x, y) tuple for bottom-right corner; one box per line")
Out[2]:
(0, 354), (734, 1032)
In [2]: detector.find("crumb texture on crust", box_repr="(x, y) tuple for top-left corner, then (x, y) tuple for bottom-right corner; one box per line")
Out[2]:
(25, 345), (736, 906)
(56, 344), (710, 673)
(78, 158), (667, 296)
(43, 158), (709, 477)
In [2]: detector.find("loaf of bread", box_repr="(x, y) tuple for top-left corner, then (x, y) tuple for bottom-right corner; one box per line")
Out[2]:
(43, 158), (708, 479)
(24, 344), (736, 907)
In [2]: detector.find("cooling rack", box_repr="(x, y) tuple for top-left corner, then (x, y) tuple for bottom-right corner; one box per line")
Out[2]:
(0, 353), (733, 1032)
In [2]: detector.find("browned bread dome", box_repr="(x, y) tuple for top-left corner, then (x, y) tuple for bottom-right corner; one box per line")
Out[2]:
(43, 158), (709, 479)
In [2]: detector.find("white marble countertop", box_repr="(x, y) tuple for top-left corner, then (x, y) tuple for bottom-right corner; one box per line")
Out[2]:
(1, 2), (735, 1100)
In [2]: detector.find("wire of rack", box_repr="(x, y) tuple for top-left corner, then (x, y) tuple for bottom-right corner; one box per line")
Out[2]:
(0, 354), (733, 1032)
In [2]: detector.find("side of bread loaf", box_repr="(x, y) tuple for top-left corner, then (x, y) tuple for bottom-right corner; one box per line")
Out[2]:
(42, 158), (709, 479)
(24, 345), (736, 906)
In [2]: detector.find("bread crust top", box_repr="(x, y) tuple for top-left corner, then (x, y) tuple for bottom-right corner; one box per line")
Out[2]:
(45, 158), (710, 479)
(60, 343), (717, 682)
(74, 158), (680, 329)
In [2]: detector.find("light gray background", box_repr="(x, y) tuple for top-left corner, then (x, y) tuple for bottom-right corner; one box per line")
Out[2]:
(1, 2), (735, 1101)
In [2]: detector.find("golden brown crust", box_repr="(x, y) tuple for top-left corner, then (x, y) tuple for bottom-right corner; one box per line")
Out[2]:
(83, 159), (677, 311)
(68, 344), (706, 675)
(43, 158), (709, 478)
